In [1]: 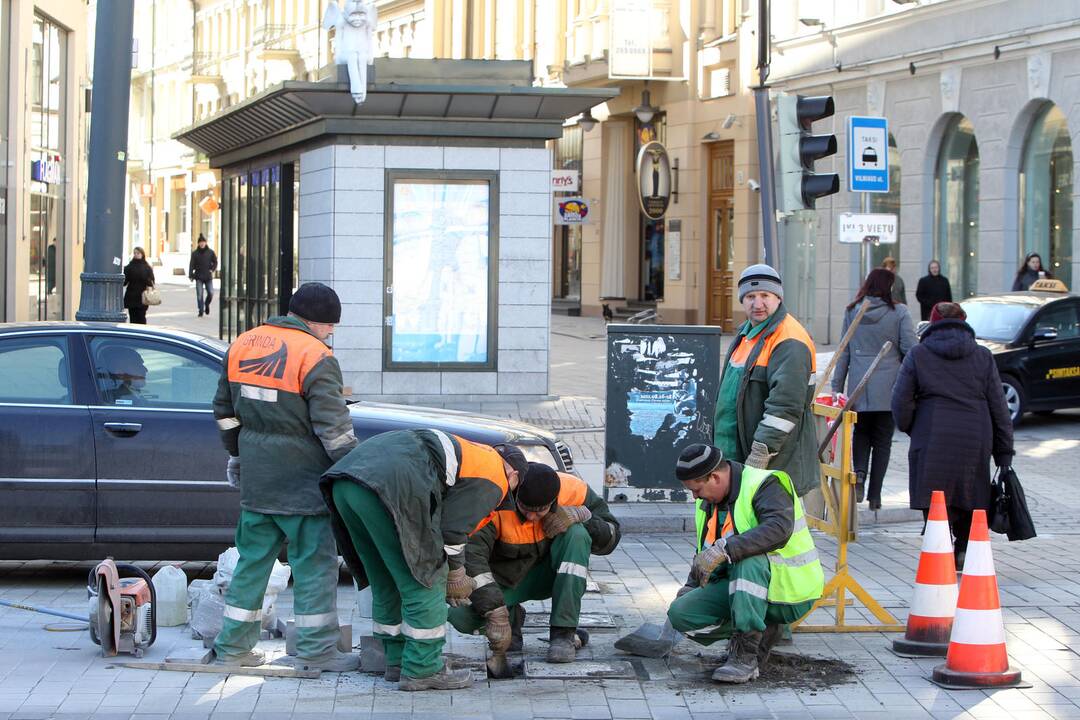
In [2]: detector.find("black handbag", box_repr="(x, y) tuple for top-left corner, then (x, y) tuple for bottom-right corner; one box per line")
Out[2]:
(990, 466), (1036, 541)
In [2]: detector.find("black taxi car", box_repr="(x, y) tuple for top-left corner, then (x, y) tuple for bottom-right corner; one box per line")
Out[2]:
(958, 279), (1080, 423)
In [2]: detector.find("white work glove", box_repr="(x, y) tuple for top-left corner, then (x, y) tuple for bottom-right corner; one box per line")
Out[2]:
(746, 440), (774, 469)
(692, 539), (729, 587)
(226, 456), (241, 488)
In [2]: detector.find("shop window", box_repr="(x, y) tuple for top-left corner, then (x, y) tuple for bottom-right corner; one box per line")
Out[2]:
(1020, 103), (1073, 289)
(384, 172), (497, 369)
(934, 115), (979, 298)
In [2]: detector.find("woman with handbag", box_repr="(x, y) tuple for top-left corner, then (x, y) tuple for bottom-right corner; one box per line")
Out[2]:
(123, 247), (157, 324)
(891, 302), (1015, 566)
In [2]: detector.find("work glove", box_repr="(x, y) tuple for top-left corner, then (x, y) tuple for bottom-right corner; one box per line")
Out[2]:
(692, 539), (729, 587)
(445, 566), (475, 606)
(541, 505), (592, 538)
(226, 456), (241, 488)
(485, 606), (512, 654)
(746, 440), (775, 469)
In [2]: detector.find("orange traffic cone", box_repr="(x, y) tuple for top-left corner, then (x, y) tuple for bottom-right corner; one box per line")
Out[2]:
(893, 490), (957, 657)
(930, 510), (1028, 689)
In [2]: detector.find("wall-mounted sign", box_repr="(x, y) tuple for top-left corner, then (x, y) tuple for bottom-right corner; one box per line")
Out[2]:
(837, 213), (897, 244)
(554, 197), (594, 225)
(848, 116), (889, 193)
(609, 0), (651, 78)
(31, 158), (62, 185)
(551, 169), (579, 192)
(636, 141), (671, 220)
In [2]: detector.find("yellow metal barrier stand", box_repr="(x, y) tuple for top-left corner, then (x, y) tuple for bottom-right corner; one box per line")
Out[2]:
(793, 402), (905, 633)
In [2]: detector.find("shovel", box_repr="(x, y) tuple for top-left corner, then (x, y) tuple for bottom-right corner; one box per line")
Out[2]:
(614, 619), (683, 658)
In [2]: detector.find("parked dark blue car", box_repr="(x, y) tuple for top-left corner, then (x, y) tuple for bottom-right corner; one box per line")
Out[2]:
(0, 323), (574, 560)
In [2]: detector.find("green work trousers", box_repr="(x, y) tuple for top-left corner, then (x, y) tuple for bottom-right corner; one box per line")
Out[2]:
(667, 554), (813, 645)
(215, 510), (340, 660)
(448, 522), (592, 634)
(331, 481), (448, 679)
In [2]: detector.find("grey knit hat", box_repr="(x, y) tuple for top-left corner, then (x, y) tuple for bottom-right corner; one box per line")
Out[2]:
(675, 443), (725, 482)
(738, 264), (783, 302)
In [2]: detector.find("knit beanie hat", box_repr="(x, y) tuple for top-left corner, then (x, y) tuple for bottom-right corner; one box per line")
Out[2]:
(516, 462), (561, 512)
(675, 443), (724, 482)
(929, 302), (967, 324)
(738, 264), (783, 302)
(494, 444), (529, 479)
(289, 282), (342, 324)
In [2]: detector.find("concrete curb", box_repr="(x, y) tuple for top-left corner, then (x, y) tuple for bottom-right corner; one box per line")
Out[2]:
(611, 504), (923, 535)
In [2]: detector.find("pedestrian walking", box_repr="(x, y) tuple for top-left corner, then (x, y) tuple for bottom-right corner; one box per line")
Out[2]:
(882, 256), (907, 304)
(891, 302), (1015, 566)
(915, 260), (952, 321)
(189, 233), (218, 317)
(713, 264), (819, 496)
(666, 444), (823, 684)
(321, 431), (513, 691)
(831, 268), (917, 509)
(448, 457), (621, 664)
(1012, 252), (1052, 291)
(123, 247), (155, 325)
(211, 282), (360, 672)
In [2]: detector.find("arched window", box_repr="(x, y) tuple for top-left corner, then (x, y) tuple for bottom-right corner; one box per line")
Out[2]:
(868, 133), (901, 269)
(1020, 103), (1073, 288)
(935, 115), (979, 298)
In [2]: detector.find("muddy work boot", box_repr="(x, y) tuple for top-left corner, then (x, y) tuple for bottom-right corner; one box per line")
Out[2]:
(547, 627), (579, 663)
(711, 631), (761, 684)
(295, 649), (360, 673)
(212, 648), (266, 667)
(398, 664), (473, 691)
(757, 623), (784, 667)
(509, 606), (526, 652)
(383, 665), (401, 683)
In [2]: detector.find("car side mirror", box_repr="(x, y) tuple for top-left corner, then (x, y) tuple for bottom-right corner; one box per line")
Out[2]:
(1031, 326), (1059, 344)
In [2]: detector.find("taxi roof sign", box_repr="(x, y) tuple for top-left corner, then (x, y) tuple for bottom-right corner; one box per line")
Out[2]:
(1029, 278), (1069, 293)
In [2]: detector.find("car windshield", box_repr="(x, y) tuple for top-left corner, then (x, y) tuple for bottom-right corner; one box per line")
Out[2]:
(961, 300), (1035, 342)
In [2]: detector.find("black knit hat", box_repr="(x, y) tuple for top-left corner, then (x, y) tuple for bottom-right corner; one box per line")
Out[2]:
(516, 462), (561, 512)
(494, 444), (529, 478)
(289, 282), (341, 324)
(675, 443), (724, 482)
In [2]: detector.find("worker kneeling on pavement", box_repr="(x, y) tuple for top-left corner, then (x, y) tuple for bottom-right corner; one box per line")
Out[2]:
(667, 443), (824, 684)
(212, 282), (359, 672)
(449, 456), (621, 664)
(320, 430), (512, 691)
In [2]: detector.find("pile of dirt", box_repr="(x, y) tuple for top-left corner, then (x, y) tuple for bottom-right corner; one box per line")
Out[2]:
(668, 650), (856, 691)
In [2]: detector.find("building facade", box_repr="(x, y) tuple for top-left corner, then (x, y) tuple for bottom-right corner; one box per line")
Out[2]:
(0, 1), (90, 322)
(770, 0), (1080, 340)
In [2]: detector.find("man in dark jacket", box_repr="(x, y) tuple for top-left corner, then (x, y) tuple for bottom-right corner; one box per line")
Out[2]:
(212, 282), (359, 671)
(189, 234), (218, 317)
(714, 265), (819, 496)
(891, 302), (1014, 565)
(667, 444), (823, 684)
(321, 431), (512, 691)
(448, 458), (621, 664)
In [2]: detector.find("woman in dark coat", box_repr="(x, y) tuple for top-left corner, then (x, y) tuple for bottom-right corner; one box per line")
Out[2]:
(123, 247), (155, 324)
(914, 260), (952, 321)
(891, 302), (1014, 565)
(1012, 252), (1051, 291)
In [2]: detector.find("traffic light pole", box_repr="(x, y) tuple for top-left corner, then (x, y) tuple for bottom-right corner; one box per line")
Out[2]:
(860, 192), (872, 280)
(77, 0), (135, 322)
(753, 0), (778, 268)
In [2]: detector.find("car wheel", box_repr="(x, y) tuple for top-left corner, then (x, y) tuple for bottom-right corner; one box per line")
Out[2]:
(1000, 375), (1024, 424)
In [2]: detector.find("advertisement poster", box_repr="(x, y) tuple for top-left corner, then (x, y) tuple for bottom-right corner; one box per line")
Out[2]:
(605, 325), (722, 501)
(389, 180), (490, 365)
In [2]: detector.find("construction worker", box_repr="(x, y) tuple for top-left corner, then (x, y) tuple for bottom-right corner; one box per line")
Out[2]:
(448, 456), (621, 664)
(212, 282), (359, 671)
(715, 264), (819, 494)
(320, 431), (514, 691)
(667, 443), (824, 684)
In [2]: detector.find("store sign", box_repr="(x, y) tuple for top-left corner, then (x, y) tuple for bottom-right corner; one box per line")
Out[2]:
(554, 197), (594, 225)
(31, 159), (62, 185)
(609, 0), (651, 78)
(551, 169), (579, 192)
(837, 213), (898, 244)
(635, 141), (672, 220)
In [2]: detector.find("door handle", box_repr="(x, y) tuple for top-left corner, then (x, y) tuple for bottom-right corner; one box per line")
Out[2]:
(103, 422), (143, 435)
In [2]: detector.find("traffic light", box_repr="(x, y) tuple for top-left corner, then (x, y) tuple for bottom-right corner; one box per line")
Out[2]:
(776, 94), (840, 211)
